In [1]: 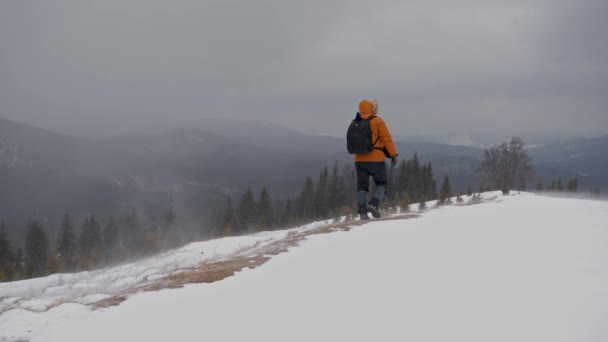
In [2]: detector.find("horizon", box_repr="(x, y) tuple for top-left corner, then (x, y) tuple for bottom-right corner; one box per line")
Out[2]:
(2, 114), (606, 147)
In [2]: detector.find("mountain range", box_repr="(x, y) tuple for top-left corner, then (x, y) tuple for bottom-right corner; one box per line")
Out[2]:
(1, 117), (606, 242)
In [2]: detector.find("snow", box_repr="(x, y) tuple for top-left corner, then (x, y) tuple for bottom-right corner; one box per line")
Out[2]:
(2, 192), (608, 342)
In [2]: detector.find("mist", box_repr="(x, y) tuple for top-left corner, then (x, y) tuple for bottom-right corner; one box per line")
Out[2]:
(0, 0), (607, 145)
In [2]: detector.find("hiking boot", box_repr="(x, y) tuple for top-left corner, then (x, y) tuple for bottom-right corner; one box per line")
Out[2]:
(368, 204), (381, 218)
(358, 205), (369, 220)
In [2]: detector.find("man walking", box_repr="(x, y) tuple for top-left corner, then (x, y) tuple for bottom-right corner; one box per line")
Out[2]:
(351, 99), (398, 219)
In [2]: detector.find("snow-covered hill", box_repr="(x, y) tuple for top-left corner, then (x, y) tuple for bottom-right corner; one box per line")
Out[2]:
(2, 192), (608, 342)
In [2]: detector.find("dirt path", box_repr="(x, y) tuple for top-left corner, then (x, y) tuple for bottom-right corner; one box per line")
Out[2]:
(94, 213), (421, 309)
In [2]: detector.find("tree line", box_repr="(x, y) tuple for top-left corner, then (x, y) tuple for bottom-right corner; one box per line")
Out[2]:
(218, 153), (441, 237)
(0, 206), (181, 282)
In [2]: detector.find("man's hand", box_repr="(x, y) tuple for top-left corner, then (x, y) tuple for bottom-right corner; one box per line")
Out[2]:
(391, 155), (398, 167)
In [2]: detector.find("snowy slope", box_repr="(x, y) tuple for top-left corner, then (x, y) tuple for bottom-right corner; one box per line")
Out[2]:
(2, 192), (608, 342)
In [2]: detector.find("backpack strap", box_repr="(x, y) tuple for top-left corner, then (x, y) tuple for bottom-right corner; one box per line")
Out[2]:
(366, 115), (382, 149)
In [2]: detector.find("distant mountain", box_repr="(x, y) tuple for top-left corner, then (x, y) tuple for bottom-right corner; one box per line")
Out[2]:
(529, 135), (608, 191)
(2, 116), (606, 244)
(0, 118), (329, 243)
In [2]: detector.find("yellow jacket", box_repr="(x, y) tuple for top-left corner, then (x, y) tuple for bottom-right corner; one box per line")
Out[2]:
(354, 100), (398, 162)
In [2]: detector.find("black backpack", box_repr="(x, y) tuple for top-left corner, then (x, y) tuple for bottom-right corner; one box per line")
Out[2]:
(346, 115), (379, 154)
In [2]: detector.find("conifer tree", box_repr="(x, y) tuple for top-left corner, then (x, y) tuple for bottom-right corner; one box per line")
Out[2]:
(395, 160), (411, 197)
(0, 222), (16, 281)
(313, 167), (329, 219)
(256, 186), (273, 231)
(221, 196), (236, 236)
(419, 195), (427, 210)
(163, 204), (179, 248)
(238, 188), (256, 234)
(15, 248), (24, 278)
(566, 178), (579, 192)
(102, 219), (119, 264)
(400, 193), (410, 213)
(56, 214), (76, 271)
(78, 216), (103, 269)
(124, 208), (143, 253)
(467, 185), (472, 197)
(427, 163), (438, 200)
(439, 176), (452, 204)
(298, 177), (315, 221)
(46, 251), (61, 274)
(24, 220), (50, 278)
(143, 225), (159, 256)
(1, 260), (16, 282)
(273, 199), (287, 229)
(536, 182), (545, 192)
(285, 198), (294, 226)
(411, 153), (421, 199)
(557, 179), (564, 192)
(0, 222), (15, 267)
(328, 162), (340, 212)
(549, 180), (555, 191)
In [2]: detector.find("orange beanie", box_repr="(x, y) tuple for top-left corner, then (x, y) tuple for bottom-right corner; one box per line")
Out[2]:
(359, 100), (374, 116)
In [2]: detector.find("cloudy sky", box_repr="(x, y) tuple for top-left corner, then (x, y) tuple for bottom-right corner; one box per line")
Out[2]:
(1, 0), (606, 144)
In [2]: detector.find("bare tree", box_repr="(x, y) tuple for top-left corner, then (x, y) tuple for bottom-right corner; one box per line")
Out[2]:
(478, 137), (533, 195)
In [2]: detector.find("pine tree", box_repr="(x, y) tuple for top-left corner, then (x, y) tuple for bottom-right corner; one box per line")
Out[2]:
(163, 204), (179, 248)
(1, 261), (16, 282)
(273, 199), (287, 229)
(56, 214), (76, 271)
(78, 216), (103, 270)
(427, 163), (438, 200)
(285, 198), (294, 226)
(411, 153), (422, 200)
(328, 161), (340, 214)
(102, 218), (119, 264)
(567, 178), (579, 192)
(419, 195), (427, 210)
(46, 251), (61, 274)
(24, 220), (50, 278)
(550, 180), (557, 191)
(15, 248), (24, 278)
(0, 222), (15, 267)
(0, 222), (16, 282)
(313, 167), (329, 219)
(124, 207), (143, 253)
(399, 193), (410, 213)
(221, 196), (236, 236)
(395, 160), (411, 198)
(439, 176), (452, 204)
(298, 177), (315, 221)
(557, 179), (564, 192)
(467, 185), (472, 197)
(238, 188), (256, 234)
(256, 186), (273, 231)
(536, 182), (544, 192)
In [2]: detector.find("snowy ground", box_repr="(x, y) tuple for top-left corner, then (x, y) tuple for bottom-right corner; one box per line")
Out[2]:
(2, 192), (608, 342)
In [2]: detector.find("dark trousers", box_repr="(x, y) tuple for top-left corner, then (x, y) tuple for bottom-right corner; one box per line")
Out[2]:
(355, 162), (387, 192)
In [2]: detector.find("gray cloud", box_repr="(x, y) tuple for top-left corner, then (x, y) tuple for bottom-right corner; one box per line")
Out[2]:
(0, 0), (606, 144)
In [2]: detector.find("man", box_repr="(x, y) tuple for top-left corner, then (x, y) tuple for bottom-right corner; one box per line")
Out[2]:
(353, 99), (398, 219)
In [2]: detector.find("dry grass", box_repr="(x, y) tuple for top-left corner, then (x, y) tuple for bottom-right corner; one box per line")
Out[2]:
(92, 213), (420, 309)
